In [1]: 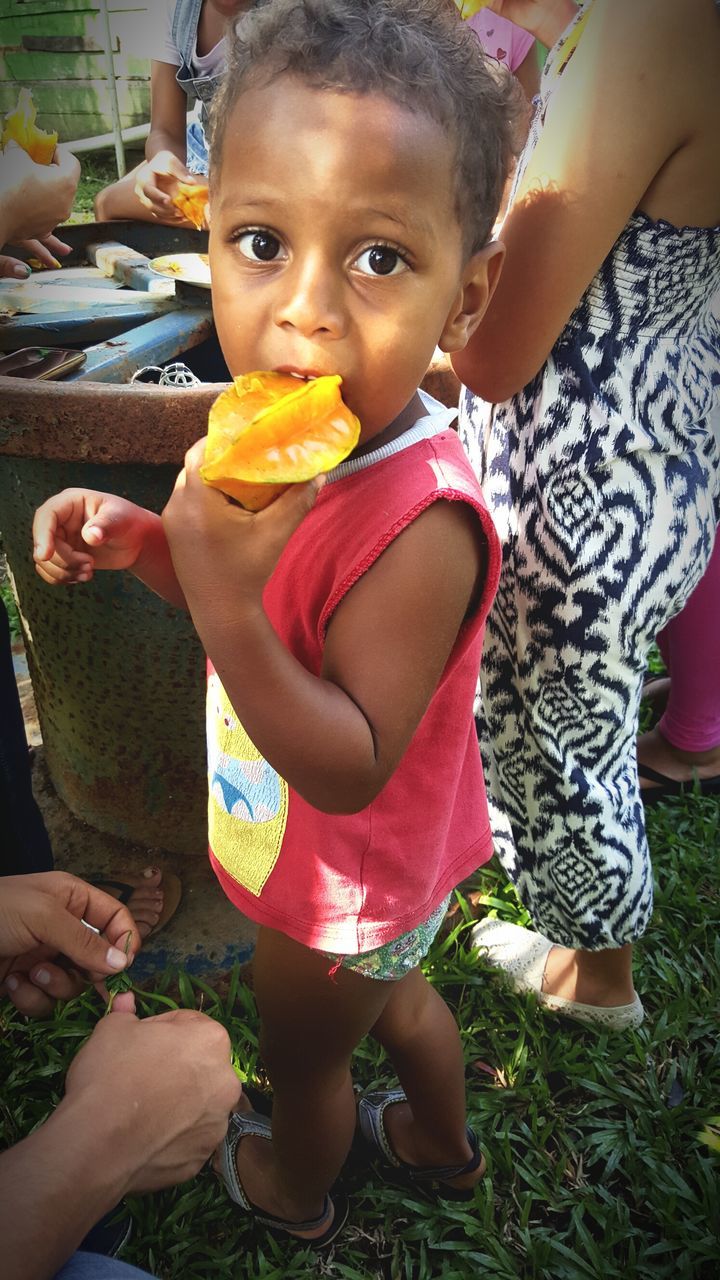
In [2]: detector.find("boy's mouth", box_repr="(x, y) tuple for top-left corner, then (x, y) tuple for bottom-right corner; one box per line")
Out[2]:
(275, 366), (319, 381)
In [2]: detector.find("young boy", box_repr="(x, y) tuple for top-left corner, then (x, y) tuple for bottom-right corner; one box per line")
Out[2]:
(33, 0), (520, 1247)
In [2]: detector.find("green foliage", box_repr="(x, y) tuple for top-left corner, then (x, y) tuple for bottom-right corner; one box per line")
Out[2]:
(67, 151), (133, 225)
(1, 790), (718, 1279)
(0, 552), (21, 640)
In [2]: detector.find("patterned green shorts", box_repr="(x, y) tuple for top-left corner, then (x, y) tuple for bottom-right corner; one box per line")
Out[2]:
(321, 894), (452, 982)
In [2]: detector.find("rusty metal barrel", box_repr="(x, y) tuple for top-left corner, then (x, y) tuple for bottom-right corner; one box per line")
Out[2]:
(0, 378), (223, 854)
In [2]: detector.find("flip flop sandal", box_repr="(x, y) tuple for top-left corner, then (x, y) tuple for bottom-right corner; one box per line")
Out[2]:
(471, 918), (645, 1030)
(638, 762), (720, 807)
(216, 1109), (348, 1249)
(89, 871), (182, 938)
(357, 1088), (485, 1201)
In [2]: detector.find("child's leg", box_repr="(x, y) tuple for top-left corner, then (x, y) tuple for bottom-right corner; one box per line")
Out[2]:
(368, 967), (480, 1185)
(236, 925), (392, 1230)
(638, 531), (720, 784)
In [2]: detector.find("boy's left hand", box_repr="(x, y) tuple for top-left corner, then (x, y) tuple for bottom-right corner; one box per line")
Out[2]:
(163, 439), (323, 616)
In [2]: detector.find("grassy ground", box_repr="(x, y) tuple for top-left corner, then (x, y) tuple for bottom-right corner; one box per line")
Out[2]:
(2, 785), (718, 1280)
(65, 150), (140, 224)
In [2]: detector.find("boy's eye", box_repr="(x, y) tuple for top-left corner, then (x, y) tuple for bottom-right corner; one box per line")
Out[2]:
(236, 230), (284, 262)
(355, 245), (407, 277)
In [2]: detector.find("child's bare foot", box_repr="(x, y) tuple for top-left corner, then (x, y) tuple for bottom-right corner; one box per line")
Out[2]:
(381, 1099), (485, 1191)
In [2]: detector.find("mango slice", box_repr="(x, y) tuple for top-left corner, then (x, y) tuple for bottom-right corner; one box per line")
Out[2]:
(171, 182), (209, 229)
(201, 372), (361, 510)
(2, 88), (58, 165)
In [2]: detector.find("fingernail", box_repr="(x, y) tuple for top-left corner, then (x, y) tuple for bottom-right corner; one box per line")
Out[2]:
(34, 968), (51, 985)
(107, 946), (127, 969)
(12, 263), (31, 278)
(33, 544), (43, 558)
(6, 975), (18, 991)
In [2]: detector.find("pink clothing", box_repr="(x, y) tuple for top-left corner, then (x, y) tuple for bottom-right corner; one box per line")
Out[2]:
(657, 531), (720, 752)
(208, 412), (501, 953)
(466, 10), (535, 73)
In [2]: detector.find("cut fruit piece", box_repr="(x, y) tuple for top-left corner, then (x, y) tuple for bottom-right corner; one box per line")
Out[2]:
(171, 182), (209, 229)
(201, 371), (361, 510)
(2, 88), (58, 164)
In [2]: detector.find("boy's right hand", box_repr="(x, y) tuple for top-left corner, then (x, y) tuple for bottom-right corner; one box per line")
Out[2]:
(33, 489), (153, 584)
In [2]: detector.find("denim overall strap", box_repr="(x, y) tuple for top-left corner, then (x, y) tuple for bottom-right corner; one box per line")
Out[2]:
(171, 0), (224, 133)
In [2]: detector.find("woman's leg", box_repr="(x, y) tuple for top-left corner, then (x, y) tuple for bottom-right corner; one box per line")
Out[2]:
(475, 447), (716, 1009)
(233, 925), (392, 1234)
(638, 532), (720, 787)
(369, 967), (480, 1187)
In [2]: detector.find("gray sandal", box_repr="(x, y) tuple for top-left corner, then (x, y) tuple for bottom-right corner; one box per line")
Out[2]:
(216, 1109), (348, 1248)
(358, 1088), (485, 1202)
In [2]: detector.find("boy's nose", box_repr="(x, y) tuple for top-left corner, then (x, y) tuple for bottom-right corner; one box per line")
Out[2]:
(274, 256), (345, 339)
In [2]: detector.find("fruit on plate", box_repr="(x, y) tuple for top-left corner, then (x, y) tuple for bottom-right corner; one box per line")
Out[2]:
(171, 182), (210, 229)
(201, 371), (361, 510)
(2, 88), (58, 164)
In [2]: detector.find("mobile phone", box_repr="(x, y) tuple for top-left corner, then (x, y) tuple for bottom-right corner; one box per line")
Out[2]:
(0, 347), (87, 380)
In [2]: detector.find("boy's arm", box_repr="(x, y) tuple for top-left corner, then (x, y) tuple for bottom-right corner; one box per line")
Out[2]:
(165, 451), (484, 813)
(33, 490), (187, 609)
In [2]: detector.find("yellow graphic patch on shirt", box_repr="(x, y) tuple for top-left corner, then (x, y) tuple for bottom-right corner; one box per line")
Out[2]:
(207, 674), (288, 896)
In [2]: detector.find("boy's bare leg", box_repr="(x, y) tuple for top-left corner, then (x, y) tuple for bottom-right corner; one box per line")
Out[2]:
(230, 925), (393, 1237)
(369, 967), (482, 1190)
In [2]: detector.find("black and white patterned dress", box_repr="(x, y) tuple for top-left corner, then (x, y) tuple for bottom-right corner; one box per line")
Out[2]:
(458, 19), (720, 951)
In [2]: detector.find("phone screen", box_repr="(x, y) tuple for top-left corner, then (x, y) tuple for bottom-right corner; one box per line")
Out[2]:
(0, 347), (87, 380)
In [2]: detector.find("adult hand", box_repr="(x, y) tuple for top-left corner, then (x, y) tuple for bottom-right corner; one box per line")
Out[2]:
(1, 231), (74, 274)
(65, 1004), (242, 1191)
(134, 149), (200, 223)
(483, 0), (578, 48)
(0, 872), (140, 1017)
(0, 142), (80, 243)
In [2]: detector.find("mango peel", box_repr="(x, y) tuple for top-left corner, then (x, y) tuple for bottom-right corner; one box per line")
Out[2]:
(171, 182), (209, 229)
(201, 372), (361, 511)
(2, 88), (58, 164)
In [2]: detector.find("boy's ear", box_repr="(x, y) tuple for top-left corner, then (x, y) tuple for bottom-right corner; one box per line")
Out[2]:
(438, 241), (505, 353)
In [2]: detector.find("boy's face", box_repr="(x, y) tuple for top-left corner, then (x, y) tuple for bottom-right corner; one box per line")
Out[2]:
(209, 76), (487, 439)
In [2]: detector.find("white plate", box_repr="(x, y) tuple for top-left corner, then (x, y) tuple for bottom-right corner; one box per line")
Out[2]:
(149, 253), (211, 288)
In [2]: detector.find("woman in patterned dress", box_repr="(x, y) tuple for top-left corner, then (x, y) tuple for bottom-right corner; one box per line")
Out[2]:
(454, 0), (720, 1027)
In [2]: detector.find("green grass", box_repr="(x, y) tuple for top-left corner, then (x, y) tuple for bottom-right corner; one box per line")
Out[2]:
(66, 150), (140, 224)
(0, 551), (21, 640)
(2, 784), (719, 1280)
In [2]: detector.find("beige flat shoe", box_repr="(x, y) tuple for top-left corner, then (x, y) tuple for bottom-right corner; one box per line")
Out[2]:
(471, 918), (645, 1031)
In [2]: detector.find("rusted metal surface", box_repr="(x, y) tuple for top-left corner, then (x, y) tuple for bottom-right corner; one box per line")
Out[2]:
(0, 456), (209, 853)
(0, 378), (224, 463)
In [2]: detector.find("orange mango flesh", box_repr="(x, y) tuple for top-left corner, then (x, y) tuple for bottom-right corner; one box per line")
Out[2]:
(201, 372), (361, 511)
(2, 88), (58, 164)
(171, 182), (210, 229)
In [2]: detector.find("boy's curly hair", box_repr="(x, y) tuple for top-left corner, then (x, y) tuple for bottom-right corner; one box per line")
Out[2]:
(207, 0), (524, 253)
